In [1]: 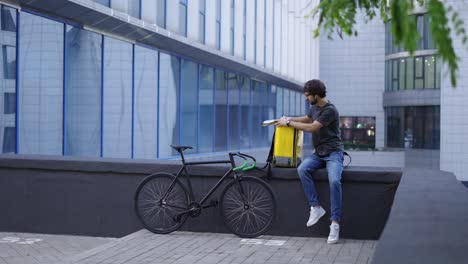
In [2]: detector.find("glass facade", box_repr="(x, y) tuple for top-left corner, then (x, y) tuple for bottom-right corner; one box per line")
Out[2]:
(65, 26), (102, 157)
(385, 14), (435, 54)
(0, 5), (16, 153)
(179, 0), (187, 37)
(198, 0), (205, 44)
(340, 117), (376, 150)
(385, 12), (441, 151)
(385, 55), (440, 91)
(2, 8), (302, 159)
(386, 106), (440, 149)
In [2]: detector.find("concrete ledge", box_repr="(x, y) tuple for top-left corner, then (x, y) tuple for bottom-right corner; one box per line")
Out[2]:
(0, 154), (402, 240)
(372, 168), (468, 264)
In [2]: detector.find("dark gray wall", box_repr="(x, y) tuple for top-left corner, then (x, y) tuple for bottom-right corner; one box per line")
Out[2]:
(0, 155), (402, 239)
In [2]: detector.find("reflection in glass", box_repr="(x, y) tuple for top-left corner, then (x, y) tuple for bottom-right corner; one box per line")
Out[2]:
(19, 12), (63, 155)
(215, 70), (227, 151)
(65, 26), (102, 157)
(179, 0), (187, 37)
(3, 45), (16, 79)
(199, 65), (214, 153)
(2, 127), (15, 153)
(3, 93), (15, 114)
(1, 6), (16, 32)
(340, 117), (376, 150)
(157, 0), (166, 28)
(424, 56), (435, 89)
(239, 76), (250, 149)
(134, 45), (158, 159)
(102, 37), (132, 158)
(180, 59), (198, 153)
(228, 73), (240, 150)
(386, 106), (440, 149)
(159, 53), (179, 157)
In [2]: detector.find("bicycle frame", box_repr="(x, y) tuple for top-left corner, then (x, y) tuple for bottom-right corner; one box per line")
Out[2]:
(163, 158), (247, 210)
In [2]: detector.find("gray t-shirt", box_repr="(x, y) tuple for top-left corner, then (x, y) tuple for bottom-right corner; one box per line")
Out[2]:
(307, 102), (344, 157)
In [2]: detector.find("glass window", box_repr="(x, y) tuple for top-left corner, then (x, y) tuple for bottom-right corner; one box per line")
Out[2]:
(3, 45), (16, 79)
(239, 76), (250, 149)
(385, 61), (389, 91)
(19, 12), (64, 155)
(179, 0), (187, 37)
(198, 0), (205, 43)
(230, 0), (234, 55)
(1, 6), (16, 32)
(243, 0), (246, 59)
(251, 81), (262, 147)
(3, 93), (15, 114)
(65, 26), (102, 157)
(128, 0), (140, 18)
(199, 65), (214, 153)
(392, 60), (398, 91)
(215, 70), (227, 151)
(215, 0), (221, 50)
(386, 106), (440, 149)
(102, 37), (132, 158)
(228, 73), (240, 150)
(2, 127), (15, 153)
(157, 0), (166, 28)
(340, 117), (376, 150)
(260, 82), (269, 147)
(435, 56), (441, 89)
(399, 59), (405, 90)
(417, 15), (424, 50)
(406, 57), (414, 90)
(424, 56), (435, 89)
(93, 0), (110, 7)
(158, 53), (180, 157)
(276, 86), (283, 117)
(180, 59), (198, 153)
(283, 88), (290, 115)
(134, 45), (158, 159)
(425, 15), (435, 49)
(415, 56), (424, 89)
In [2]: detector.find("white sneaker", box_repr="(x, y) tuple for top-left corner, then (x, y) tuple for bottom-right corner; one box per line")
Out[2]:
(306, 206), (325, 227)
(327, 223), (340, 244)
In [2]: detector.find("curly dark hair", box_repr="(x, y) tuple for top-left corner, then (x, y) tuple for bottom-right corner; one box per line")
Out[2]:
(304, 79), (327, 98)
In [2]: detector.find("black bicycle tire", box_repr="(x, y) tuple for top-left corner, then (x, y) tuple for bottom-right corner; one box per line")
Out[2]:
(134, 172), (189, 234)
(220, 176), (276, 238)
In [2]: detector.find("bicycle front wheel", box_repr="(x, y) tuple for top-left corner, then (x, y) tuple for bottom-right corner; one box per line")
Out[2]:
(220, 176), (276, 238)
(134, 172), (189, 234)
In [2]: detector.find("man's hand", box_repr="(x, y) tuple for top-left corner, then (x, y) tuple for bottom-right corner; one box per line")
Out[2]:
(275, 116), (289, 127)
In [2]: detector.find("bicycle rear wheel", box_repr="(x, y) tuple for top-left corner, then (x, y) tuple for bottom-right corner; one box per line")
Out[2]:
(134, 172), (189, 234)
(220, 176), (276, 238)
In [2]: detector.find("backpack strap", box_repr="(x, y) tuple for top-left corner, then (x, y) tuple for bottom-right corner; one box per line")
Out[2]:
(343, 151), (352, 168)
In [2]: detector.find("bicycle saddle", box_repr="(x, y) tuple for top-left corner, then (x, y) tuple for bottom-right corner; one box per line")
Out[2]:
(170, 145), (193, 152)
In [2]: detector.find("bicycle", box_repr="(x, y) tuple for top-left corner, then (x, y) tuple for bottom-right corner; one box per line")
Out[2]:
(134, 145), (276, 238)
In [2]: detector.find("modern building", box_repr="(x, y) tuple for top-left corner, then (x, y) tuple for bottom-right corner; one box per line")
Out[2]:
(2, 0), (467, 181)
(320, 2), (468, 181)
(0, 0), (319, 160)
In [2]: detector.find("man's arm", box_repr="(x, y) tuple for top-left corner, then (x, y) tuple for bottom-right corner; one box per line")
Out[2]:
(276, 118), (323, 132)
(285, 115), (311, 123)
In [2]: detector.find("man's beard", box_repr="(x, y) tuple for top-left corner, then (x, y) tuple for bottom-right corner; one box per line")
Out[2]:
(309, 98), (317, 105)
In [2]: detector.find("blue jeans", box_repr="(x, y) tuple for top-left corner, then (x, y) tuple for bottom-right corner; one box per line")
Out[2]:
(297, 151), (344, 222)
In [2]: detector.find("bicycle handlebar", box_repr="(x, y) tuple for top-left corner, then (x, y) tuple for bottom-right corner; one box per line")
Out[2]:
(230, 152), (257, 172)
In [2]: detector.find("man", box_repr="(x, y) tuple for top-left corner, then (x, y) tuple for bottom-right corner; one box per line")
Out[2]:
(276, 79), (344, 244)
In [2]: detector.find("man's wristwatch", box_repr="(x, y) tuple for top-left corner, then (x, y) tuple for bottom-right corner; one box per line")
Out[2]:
(286, 120), (291, 127)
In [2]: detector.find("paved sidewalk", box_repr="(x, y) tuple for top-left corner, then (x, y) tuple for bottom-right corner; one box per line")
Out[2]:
(69, 230), (376, 264)
(0, 230), (376, 264)
(0, 232), (114, 264)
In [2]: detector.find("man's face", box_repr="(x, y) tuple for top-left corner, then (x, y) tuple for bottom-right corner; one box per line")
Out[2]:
(305, 92), (317, 105)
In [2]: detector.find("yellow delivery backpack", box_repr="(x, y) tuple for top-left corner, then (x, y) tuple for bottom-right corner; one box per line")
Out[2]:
(271, 126), (303, 167)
